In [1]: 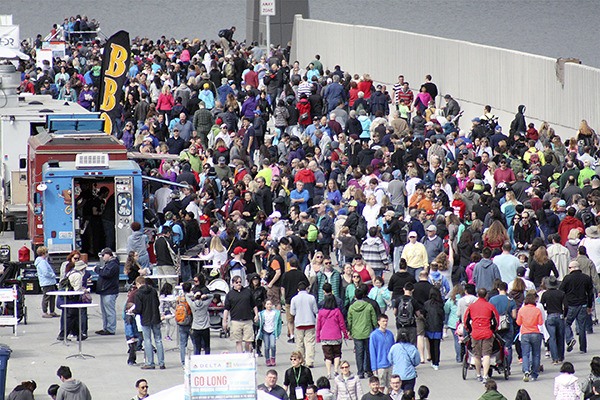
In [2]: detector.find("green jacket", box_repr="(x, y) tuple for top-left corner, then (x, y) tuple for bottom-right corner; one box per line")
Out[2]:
(347, 300), (377, 339)
(256, 309), (283, 340)
(478, 390), (507, 400)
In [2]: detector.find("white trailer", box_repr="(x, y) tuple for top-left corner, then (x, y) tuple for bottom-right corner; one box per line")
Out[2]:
(0, 64), (88, 224)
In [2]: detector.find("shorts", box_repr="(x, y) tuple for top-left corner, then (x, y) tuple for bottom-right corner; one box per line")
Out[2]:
(321, 344), (342, 361)
(416, 316), (425, 336)
(267, 285), (281, 306)
(285, 304), (295, 325)
(230, 320), (254, 342)
(472, 336), (494, 358)
(376, 367), (392, 389)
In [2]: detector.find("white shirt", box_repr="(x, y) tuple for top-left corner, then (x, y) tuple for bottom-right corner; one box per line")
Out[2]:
(155, 187), (173, 213)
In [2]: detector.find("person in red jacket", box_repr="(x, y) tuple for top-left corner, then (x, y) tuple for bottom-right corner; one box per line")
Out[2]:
(558, 207), (584, 245)
(463, 288), (500, 384)
(297, 94), (312, 128)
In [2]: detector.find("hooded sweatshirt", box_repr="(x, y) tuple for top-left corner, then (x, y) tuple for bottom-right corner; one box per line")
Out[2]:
(347, 300), (377, 339)
(554, 373), (581, 400)
(127, 230), (149, 258)
(56, 379), (92, 400)
(478, 390), (507, 400)
(134, 284), (161, 326)
(360, 237), (389, 271)
(316, 307), (347, 342)
(472, 258), (501, 291)
(67, 260), (87, 291)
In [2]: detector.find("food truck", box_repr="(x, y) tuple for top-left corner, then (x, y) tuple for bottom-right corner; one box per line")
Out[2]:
(27, 115), (142, 261)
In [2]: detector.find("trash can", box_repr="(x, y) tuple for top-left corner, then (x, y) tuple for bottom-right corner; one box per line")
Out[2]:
(13, 218), (28, 240)
(0, 344), (12, 400)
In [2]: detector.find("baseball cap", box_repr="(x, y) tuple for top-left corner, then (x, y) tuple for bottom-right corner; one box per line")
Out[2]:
(426, 225), (437, 232)
(218, 156), (226, 164)
(233, 246), (246, 255)
(408, 231), (417, 238)
(269, 211), (282, 219)
(348, 200), (358, 207)
(99, 247), (113, 257)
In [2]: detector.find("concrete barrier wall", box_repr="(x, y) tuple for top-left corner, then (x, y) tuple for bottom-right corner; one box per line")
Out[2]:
(291, 16), (600, 138)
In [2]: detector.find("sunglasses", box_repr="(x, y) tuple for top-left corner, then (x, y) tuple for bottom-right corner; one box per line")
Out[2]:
(352, 275), (360, 278)
(139, 385), (148, 389)
(72, 257), (80, 260)
(290, 357), (298, 361)
(340, 365), (349, 369)
(324, 262), (331, 265)
(233, 280), (242, 284)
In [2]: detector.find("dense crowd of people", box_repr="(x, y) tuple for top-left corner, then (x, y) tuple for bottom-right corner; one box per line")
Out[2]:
(15, 16), (600, 400)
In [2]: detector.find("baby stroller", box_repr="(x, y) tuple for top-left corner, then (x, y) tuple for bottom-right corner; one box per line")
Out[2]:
(0, 263), (27, 324)
(206, 278), (229, 338)
(461, 332), (509, 380)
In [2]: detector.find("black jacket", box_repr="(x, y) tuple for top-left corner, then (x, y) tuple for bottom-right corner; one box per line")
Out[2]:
(388, 271), (416, 300)
(134, 284), (161, 326)
(95, 257), (120, 295)
(559, 270), (594, 307)
(154, 235), (175, 266)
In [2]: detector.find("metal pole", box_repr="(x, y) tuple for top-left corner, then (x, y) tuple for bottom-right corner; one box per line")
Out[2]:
(266, 15), (271, 51)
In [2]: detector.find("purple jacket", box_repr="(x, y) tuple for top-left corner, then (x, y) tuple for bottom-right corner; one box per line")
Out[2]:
(316, 308), (347, 342)
(241, 96), (258, 119)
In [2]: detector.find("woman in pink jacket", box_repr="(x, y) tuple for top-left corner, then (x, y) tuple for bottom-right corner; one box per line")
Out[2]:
(316, 294), (348, 379)
(156, 85), (174, 119)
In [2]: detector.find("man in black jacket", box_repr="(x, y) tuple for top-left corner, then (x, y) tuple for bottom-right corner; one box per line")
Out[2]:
(153, 226), (178, 287)
(560, 261), (595, 353)
(134, 276), (165, 369)
(95, 248), (120, 335)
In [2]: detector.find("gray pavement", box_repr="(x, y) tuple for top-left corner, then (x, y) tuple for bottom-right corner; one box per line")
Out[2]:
(0, 230), (597, 399)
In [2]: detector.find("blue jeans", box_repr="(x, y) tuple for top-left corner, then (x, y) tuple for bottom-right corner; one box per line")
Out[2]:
(180, 261), (192, 283)
(521, 333), (542, 378)
(565, 304), (588, 352)
(546, 314), (565, 362)
(410, 267), (424, 281)
(498, 328), (514, 367)
(262, 331), (276, 360)
(100, 294), (118, 333)
(449, 328), (462, 362)
(141, 324), (165, 367)
(354, 338), (370, 376)
(178, 324), (191, 365)
(393, 246), (404, 273)
(373, 269), (384, 278)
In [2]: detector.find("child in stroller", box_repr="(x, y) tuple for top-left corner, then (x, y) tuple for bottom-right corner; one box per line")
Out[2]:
(461, 332), (510, 382)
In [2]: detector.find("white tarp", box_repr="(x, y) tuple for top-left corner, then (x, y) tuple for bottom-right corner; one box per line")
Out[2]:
(145, 385), (279, 400)
(0, 25), (19, 51)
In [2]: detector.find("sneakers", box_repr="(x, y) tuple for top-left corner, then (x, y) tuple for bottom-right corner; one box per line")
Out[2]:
(432, 364), (439, 371)
(476, 375), (483, 382)
(566, 339), (576, 352)
(42, 313), (53, 318)
(287, 337), (295, 344)
(159, 365), (166, 370)
(523, 373), (530, 382)
(141, 365), (155, 370)
(545, 351), (550, 358)
(126, 338), (138, 344)
(50, 312), (60, 317)
(482, 377), (488, 385)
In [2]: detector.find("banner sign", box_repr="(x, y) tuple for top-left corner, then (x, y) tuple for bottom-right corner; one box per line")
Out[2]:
(0, 25), (19, 50)
(98, 30), (130, 135)
(185, 353), (256, 400)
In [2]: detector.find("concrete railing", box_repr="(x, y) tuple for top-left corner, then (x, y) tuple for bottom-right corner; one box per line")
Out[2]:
(291, 15), (600, 137)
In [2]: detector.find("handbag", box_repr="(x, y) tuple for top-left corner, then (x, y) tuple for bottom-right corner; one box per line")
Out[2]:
(497, 313), (510, 332)
(80, 292), (92, 304)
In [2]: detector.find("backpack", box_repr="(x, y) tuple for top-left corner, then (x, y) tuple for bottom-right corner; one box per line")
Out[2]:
(356, 215), (367, 240)
(580, 208), (595, 228)
(224, 63), (235, 79)
(58, 275), (74, 291)
(395, 297), (415, 327)
(430, 276), (447, 298)
(307, 223), (319, 242)
(398, 221), (409, 244)
(218, 29), (227, 38)
(356, 102), (365, 114)
(175, 295), (193, 326)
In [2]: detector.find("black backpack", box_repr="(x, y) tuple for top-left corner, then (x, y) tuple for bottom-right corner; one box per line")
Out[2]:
(356, 215), (367, 240)
(396, 297), (415, 327)
(218, 29), (227, 38)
